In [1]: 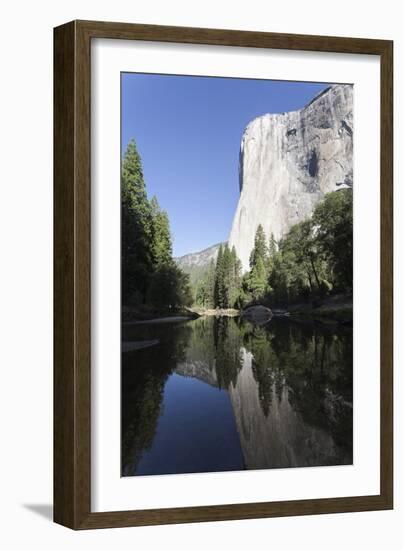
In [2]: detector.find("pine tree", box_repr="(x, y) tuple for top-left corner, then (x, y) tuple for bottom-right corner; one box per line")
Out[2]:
(249, 256), (267, 300)
(249, 224), (268, 269)
(221, 245), (232, 308)
(212, 245), (243, 309)
(246, 225), (269, 302)
(268, 233), (277, 258)
(205, 260), (216, 308)
(229, 246), (242, 307)
(267, 232), (277, 286)
(214, 245), (224, 308)
(121, 139), (153, 304)
(150, 196), (173, 267)
(196, 279), (207, 307)
(122, 138), (192, 311)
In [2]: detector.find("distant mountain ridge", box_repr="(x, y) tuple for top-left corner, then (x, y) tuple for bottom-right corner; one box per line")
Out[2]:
(175, 242), (225, 285)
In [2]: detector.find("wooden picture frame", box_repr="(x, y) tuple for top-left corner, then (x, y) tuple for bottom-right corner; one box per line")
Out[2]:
(54, 20), (393, 529)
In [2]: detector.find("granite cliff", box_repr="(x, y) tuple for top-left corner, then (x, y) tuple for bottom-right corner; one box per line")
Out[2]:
(228, 84), (353, 271)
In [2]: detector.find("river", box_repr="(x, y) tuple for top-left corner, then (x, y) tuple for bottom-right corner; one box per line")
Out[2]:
(121, 315), (353, 476)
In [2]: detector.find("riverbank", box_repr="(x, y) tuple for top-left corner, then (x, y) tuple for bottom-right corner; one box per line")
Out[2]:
(189, 307), (239, 317)
(122, 296), (351, 326)
(122, 305), (199, 324)
(124, 315), (198, 326)
(287, 295), (353, 324)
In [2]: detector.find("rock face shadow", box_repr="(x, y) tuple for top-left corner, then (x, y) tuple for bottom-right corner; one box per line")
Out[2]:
(23, 504), (53, 522)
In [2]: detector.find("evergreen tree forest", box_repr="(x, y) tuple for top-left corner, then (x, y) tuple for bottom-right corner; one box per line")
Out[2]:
(121, 139), (192, 310)
(194, 188), (352, 310)
(195, 244), (243, 309)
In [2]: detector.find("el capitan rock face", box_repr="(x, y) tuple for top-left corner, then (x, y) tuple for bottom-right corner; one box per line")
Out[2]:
(228, 84), (353, 271)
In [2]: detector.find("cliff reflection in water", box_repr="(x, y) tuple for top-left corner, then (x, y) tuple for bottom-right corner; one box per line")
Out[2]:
(121, 316), (352, 476)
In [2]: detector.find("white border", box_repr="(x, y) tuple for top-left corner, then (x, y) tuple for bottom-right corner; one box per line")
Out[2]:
(91, 39), (380, 512)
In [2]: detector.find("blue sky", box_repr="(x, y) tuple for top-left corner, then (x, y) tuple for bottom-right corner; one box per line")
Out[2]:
(121, 73), (329, 257)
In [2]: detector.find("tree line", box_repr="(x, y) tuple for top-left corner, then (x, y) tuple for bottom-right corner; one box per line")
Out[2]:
(122, 136), (352, 311)
(195, 244), (243, 309)
(195, 188), (352, 309)
(122, 139), (192, 309)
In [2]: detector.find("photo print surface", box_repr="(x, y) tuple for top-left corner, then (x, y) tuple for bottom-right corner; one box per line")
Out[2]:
(120, 73), (353, 477)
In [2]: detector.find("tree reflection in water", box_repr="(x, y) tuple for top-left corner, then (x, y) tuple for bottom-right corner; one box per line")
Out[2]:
(122, 316), (352, 476)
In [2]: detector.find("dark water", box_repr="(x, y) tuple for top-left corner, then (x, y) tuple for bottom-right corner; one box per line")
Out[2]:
(121, 316), (353, 476)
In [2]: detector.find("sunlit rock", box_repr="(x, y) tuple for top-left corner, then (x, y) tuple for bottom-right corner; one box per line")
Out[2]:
(228, 84), (353, 271)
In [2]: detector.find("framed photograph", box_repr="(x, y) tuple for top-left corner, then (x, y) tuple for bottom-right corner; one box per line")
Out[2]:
(54, 20), (393, 529)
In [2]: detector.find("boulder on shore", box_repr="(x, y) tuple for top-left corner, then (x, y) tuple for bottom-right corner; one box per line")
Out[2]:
(241, 305), (273, 325)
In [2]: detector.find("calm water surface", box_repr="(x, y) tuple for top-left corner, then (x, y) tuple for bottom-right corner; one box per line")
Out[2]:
(121, 316), (352, 476)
